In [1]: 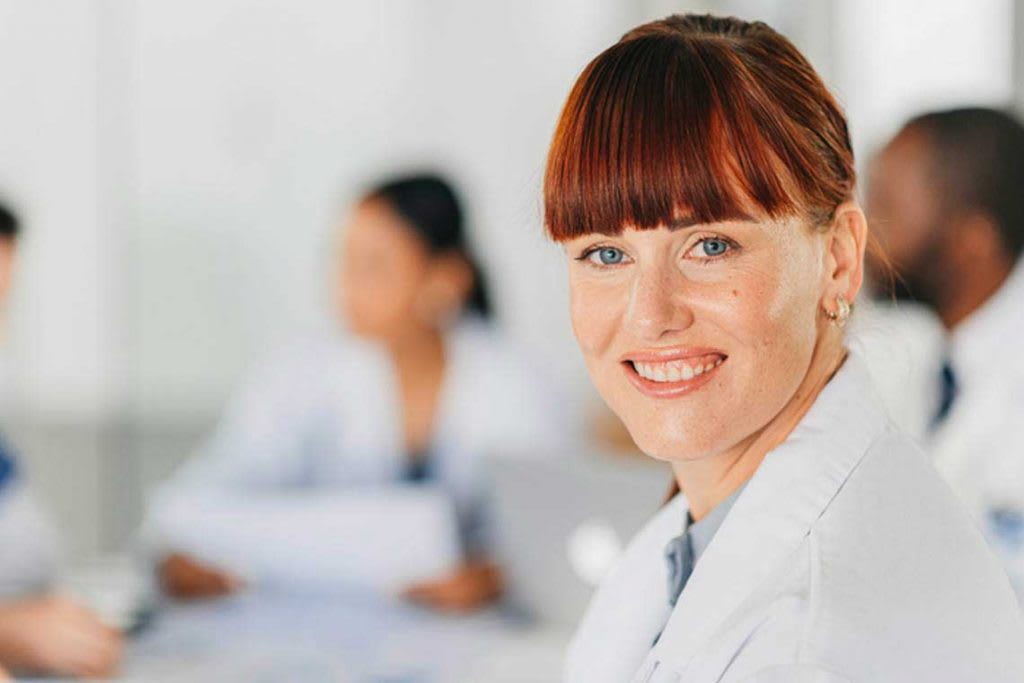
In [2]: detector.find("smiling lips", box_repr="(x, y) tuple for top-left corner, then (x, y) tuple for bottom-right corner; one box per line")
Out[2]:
(621, 349), (727, 398)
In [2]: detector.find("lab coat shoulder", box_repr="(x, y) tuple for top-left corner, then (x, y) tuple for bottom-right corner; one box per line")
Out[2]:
(140, 329), (396, 559)
(937, 371), (1024, 509)
(700, 428), (1024, 683)
(217, 329), (379, 436)
(711, 429), (1023, 683)
(446, 321), (578, 455)
(794, 428), (1024, 683)
(847, 300), (945, 439)
(167, 329), (387, 491)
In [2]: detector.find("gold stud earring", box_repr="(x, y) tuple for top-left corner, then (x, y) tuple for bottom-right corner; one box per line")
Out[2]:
(823, 294), (851, 327)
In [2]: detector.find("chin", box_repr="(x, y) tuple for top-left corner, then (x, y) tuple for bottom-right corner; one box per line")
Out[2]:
(624, 417), (714, 463)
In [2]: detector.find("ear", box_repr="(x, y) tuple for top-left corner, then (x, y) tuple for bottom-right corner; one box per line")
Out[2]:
(419, 253), (474, 322)
(0, 240), (14, 306)
(823, 202), (868, 305)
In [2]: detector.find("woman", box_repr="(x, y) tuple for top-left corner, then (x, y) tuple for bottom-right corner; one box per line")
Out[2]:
(545, 15), (1024, 682)
(147, 174), (574, 611)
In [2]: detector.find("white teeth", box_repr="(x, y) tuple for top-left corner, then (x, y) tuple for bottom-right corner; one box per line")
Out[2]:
(631, 356), (725, 383)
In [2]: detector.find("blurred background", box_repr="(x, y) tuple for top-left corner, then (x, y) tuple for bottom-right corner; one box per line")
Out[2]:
(2, 0), (1019, 559)
(0, 0), (1020, 680)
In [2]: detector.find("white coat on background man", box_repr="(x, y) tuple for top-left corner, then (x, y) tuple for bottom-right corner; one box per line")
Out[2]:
(566, 355), (1024, 683)
(858, 107), (1024, 601)
(144, 318), (577, 589)
(856, 262), (1024, 596)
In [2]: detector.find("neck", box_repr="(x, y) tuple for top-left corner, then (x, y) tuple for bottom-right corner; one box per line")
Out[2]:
(937, 257), (1013, 330)
(672, 331), (846, 521)
(386, 322), (446, 376)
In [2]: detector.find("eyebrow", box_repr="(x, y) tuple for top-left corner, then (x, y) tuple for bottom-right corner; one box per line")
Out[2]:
(668, 212), (754, 231)
(668, 217), (701, 230)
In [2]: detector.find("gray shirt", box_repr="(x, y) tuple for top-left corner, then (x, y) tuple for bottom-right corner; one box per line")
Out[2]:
(664, 485), (744, 607)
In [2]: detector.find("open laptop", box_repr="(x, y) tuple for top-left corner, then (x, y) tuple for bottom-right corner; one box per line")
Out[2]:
(489, 450), (670, 628)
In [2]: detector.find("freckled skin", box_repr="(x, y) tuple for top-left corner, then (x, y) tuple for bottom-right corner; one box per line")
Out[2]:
(564, 215), (853, 468)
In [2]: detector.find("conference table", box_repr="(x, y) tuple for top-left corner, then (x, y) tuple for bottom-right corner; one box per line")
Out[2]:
(120, 586), (567, 682)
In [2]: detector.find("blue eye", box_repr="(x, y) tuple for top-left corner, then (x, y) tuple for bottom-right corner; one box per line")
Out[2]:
(587, 247), (625, 265)
(700, 239), (730, 257)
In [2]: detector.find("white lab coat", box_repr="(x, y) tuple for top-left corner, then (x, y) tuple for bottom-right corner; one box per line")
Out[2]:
(928, 262), (1024, 591)
(566, 353), (1024, 683)
(855, 262), (1024, 597)
(143, 318), (577, 589)
(0, 482), (59, 599)
(847, 298), (946, 440)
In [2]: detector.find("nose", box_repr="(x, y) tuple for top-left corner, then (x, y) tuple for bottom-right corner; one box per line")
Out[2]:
(625, 262), (695, 342)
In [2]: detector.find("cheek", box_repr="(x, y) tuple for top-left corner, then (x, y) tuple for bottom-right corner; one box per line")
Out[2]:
(726, 257), (820, 370)
(342, 265), (420, 334)
(714, 252), (822, 428)
(689, 262), (799, 346)
(678, 249), (816, 353)
(649, 248), (822, 457)
(569, 275), (624, 359)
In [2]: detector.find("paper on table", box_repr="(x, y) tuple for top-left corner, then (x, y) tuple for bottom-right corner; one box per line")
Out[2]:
(151, 485), (461, 594)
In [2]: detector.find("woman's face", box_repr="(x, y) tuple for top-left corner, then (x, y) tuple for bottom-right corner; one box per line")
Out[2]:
(337, 198), (472, 341)
(338, 199), (432, 340)
(565, 217), (830, 461)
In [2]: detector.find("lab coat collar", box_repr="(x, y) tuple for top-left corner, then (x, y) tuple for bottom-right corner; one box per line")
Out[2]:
(648, 352), (889, 673)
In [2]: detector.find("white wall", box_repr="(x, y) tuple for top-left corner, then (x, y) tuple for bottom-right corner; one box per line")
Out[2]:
(831, 0), (1015, 173)
(0, 1), (125, 422)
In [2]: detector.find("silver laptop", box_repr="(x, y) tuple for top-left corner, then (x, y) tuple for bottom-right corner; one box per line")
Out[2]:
(489, 451), (670, 628)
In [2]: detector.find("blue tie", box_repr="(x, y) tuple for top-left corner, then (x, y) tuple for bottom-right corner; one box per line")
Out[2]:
(931, 359), (958, 429)
(652, 527), (695, 646)
(0, 434), (18, 492)
(402, 448), (433, 483)
(664, 528), (695, 607)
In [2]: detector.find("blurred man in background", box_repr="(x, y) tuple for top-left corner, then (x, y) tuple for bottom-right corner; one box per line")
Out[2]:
(866, 107), (1024, 596)
(0, 203), (122, 678)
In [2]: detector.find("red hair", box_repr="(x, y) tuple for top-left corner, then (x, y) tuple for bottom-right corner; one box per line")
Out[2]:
(544, 14), (855, 240)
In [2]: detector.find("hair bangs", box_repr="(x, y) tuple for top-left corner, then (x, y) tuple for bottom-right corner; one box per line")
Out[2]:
(544, 27), (846, 241)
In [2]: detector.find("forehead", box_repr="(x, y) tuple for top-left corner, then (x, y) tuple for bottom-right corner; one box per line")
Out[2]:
(345, 200), (417, 246)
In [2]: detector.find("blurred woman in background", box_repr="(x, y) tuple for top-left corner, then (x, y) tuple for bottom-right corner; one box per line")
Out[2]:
(145, 173), (574, 610)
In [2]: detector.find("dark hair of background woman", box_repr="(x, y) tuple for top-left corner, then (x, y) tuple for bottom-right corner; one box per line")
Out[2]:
(365, 173), (492, 320)
(0, 202), (19, 241)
